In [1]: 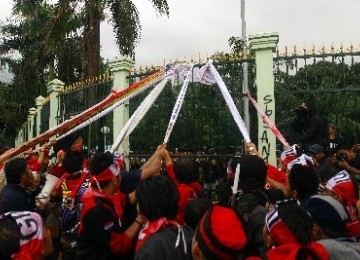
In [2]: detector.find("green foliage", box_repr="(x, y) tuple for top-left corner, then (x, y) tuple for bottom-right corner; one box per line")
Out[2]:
(275, 59), (360, 145)
(0, 1), (84, 141)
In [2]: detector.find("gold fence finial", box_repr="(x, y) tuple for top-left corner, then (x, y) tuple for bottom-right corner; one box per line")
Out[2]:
(349, 42), (353, 53)
(312, 44), (316, 55)
(293, 45), (297, 55)
(303, 46), (307, 55)
(321, 43), (325, 54)
(285, 46), (288, 57)
(331, 43), (335, 54)
(340, 42), (343, 53)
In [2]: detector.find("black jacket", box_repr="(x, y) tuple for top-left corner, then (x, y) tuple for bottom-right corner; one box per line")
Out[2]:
(134, 225), (193, 260)
(0, 184), (35, 214)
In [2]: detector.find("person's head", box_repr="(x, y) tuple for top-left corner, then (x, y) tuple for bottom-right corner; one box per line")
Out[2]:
(192, 204), (247, 260)
(306, 195), (348, 239)
(265, 199), (313, 247)
(89, 151), (120, 192)
(184, 197), (212, 231)
(265, 199), (327, 259)
(323, 170), (360, 238)
(136, 175), (178, 221)
(307, 144), (325, 166)
(323, 170), (358, 206)
(286, 164), (319, 202)
(231, 155), (267, 192)
(0, 215), (21, 259)
(334, 145), (356, 163)
(173, 157), (199, 184)
(316, 161), (338, 185)
(4, 157), (30, 185)
(62, 150), (84, 174)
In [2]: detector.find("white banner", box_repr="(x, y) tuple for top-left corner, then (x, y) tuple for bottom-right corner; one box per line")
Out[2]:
(111, 77), (170, 152)
(197, 60), (251, 143)
(163, 64), (194, 144)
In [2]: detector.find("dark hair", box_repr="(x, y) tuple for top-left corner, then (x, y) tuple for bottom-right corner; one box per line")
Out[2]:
(315, 162), (338, 183)
(136, 175), (178, 221)
(62, 150), (84, 174)
(288, 165), (319, 203)
(89, 151), (114, 188)
(277, 201), (320, 260)
(89, 151), (113, 174)
(184, 197), (212, 231)
(4, 158), (27, 184)
(0, 216), (21, 259)
(173, 157), (199, 183)
(231, 156), (267, 192)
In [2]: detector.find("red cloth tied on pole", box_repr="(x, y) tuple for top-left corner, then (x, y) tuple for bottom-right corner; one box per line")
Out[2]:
(0, 70), (165, 164)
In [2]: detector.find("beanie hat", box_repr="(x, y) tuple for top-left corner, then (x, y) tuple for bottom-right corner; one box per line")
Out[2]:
(324, 170), (360, 237)
(306, 195), (348, 234)
(265, 198), (329, 260)
(307, 144), (323, 156)
(265, 202), (299, 245)
(325, 170), (357, 205)
(280, 144), (303, 169)
(195, 204), (246, 260)
(287, 154), (314, 171)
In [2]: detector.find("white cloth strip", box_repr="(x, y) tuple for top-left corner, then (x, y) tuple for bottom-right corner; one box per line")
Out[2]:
(232, 163), (240, 194)
(111, 77), (170, 152)
(57, 70), (170, 141)
(197, 60), (251, 143)
(163, 64), (194, 144)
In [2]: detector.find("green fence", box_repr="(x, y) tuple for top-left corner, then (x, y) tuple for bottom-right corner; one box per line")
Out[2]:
(58, 79), (113, 152)
(36, 48), (360, 153)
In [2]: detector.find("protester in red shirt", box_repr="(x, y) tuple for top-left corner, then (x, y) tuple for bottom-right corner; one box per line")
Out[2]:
(162, 149), (204, 224)
(76, 151), (144, 259)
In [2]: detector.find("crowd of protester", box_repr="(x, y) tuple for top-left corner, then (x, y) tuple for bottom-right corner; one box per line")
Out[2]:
(1, 117), (360, 260)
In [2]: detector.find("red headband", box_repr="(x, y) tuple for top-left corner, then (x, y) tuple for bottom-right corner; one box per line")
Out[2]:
(90, 164), (119, 184)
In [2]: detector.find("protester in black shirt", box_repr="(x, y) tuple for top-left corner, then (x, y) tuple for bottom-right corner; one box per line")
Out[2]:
(0, 158), (35, 214)
(292, 101), (328, 149)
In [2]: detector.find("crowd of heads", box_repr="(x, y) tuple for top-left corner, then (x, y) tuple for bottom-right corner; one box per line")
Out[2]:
(1, 126), (360, 260)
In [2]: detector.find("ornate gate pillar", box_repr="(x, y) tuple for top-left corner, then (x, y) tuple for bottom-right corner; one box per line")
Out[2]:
(249, 32), (279, 165)
(47, 79), (64, 131)
(108, 56), (135, 159)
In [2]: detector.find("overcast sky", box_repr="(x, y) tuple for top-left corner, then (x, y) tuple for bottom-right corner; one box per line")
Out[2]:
(1, 0), (360, 67)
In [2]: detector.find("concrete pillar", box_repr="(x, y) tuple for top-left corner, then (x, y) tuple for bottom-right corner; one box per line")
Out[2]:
(35, 96), (46, 146)
(47, 79), (64, 131)
(15, 129), (23, 146)
(108, 56), (135, 157)
(28, 107), (37, 140)
(249, 32), (279, 165)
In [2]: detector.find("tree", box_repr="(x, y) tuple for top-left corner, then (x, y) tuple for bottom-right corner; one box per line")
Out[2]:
(0, 1), (84, 140)
(49, 0), (169, 78)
